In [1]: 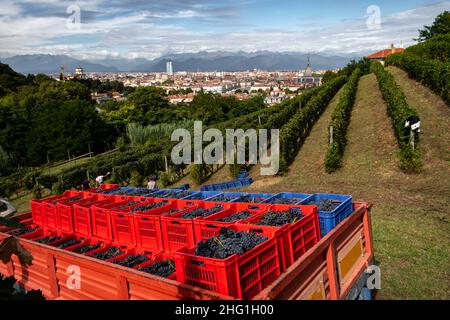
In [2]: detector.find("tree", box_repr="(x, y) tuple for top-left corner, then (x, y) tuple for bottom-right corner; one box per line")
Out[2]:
(416, 11), (450, 42)
(322, 70), (338, 84)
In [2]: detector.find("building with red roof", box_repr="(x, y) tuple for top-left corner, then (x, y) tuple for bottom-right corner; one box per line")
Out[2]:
(367, 44), (405, 65)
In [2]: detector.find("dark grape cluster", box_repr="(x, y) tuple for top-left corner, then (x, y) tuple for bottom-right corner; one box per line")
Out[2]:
(9, 226), (39, 237)
(157, 191), (180, 198)
(216, 210), (252, 222)
(35, 236), (62, 244)
(128, 189), (156, 196)
(268, 197), (303, 204)
(117, 201), (139, 209)
(57, 239), (83, 249)
(106, 189), (131, 195)
(112, 254), (150, 268)
(211, 195), (237, 202)
(181, 205), (224, 219)
(72, 243), (102, 254)
(90, 246), (124, 260)
(255, 209), (304, 226)
(138, 260), (175, 278)
(238, 196), (266, 203)
(186, 194), (206, 200)
(173, 191), (193, 199)
(130, 201), (168, 213)
(195, 227), (268, 259)
(65, 196), (83, 203)
(308, 199), (340, 212)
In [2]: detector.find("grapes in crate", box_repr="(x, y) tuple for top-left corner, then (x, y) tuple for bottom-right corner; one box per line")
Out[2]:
(91, 246), (124, 260)
(255, 209), (304, 226)
(65, 196), (83, 203)
(117, 201), (139, 209)
(173, 191), (192, 199)
(157, 191), (180, 198)
(268, 198), (303, 205)
(35, 236), (62, 244)
(216, 210), (252, 222)
(138, 260), (175, 278)
(238, 196), (266, 203)
(181, 205), (224, 219)
(112, 254), (150, 268)
(130, 201), (169, 213)
(9, 226), (39, 237)
(307, 199), (340, 212)
(195, 227), (268, 259)
(57, 239), (83, 249)
(211, 195), (237, 202)
(72, 243), (102, 254)
(129, 189), (155, 196)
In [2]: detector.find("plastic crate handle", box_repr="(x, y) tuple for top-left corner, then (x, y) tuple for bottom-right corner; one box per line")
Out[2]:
(249, 228), (264, 234)
(206, 224), (219, 229)
(171, 221), (181, 225)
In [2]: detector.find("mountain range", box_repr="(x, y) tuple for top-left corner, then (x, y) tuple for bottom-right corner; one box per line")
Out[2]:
(0, 52), (359, 74)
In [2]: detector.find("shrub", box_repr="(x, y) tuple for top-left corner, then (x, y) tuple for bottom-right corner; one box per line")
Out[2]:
(371, 61), (422, 173)
(325, 68), (361, 172)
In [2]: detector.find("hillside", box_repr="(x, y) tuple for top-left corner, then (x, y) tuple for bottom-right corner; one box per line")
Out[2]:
(202, 72), (450, 299)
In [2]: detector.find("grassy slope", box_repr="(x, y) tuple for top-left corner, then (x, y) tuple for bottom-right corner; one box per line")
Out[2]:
(242, 73), (450, 299)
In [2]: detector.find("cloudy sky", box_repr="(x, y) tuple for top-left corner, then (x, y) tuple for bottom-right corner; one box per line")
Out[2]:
(0, 0), (448, 59)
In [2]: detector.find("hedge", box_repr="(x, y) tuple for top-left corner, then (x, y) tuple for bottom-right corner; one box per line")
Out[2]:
(279, 76), (348, 173)
(325, 68), (361, 172)
(386, 52), (450, 105)
(371, 61), (422, 173)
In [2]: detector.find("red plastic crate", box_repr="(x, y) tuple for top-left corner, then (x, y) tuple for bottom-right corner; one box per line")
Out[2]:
(134, 200), (195, 252)
(91, 198), (147, 242)
(174, 224), (285, 299)
(7, 224), (42, 239)
(135, 253), (176, 280)
(30, 199), (44, 226)
(193, 202), (271, 242)
(110, 199), (170, 246)
(40, 191), (81, 229)
(242, 204), (321, 270)
(73, 198), (115, 237)
(56, 196), (98, 233)
(160, 202), (232, 253)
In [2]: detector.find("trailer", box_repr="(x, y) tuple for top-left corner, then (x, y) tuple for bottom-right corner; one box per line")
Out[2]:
(0, 201), (374, 300)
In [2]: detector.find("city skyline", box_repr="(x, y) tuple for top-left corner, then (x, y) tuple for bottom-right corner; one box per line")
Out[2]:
(0, 0), (448, 61)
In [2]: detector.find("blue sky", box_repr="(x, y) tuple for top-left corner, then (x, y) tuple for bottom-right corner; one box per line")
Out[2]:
(0, 0), (448, 59)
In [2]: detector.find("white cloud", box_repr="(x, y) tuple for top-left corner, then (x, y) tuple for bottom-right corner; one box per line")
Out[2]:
(0, 1), (448, 59)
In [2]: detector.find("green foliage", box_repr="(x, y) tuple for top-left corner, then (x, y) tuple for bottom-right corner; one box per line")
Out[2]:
(322, 71), (338, 84)
(404, 34), (450, 62)
(0, 274), (45, 300)
(325, 69), (361, 172)
(126, 121), (193, 147)
(371, 62), (422, 173)
(0, 145), (12, 176)
(190, 163), (212, 185)
(279, 76), (347, 173)
(416, 11), (450, 42)
(386, 52), (450, 105)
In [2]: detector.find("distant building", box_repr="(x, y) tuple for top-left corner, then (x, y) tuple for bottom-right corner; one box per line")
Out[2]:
(74, 66), (86, 79)
(367, 44), (405, 65)
(299, 57), (322, 87)
(166, 61), (174, 76)
(264, 95), (288, 106)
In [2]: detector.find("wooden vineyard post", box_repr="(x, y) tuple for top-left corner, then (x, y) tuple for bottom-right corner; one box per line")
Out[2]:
(165, 156), (169, 173)
(410, 129), (415, 151)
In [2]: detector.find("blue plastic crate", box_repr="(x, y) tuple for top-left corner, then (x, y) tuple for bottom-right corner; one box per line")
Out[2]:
(237, 170), (249, 179)
(300, 193), (353, 236)
(262, 192), (311, 205)
(181, 191), (223, 200)
(150, 189), (184, 198)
